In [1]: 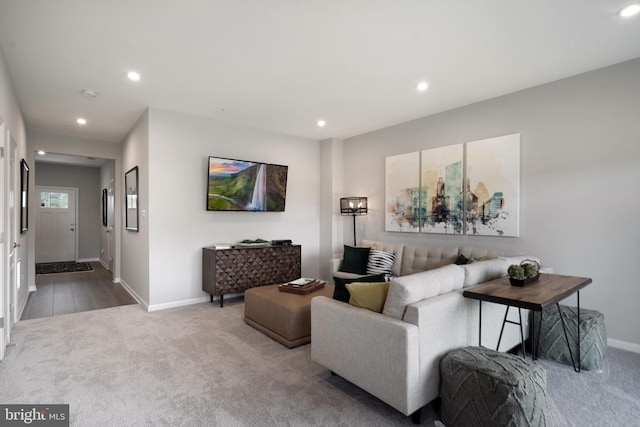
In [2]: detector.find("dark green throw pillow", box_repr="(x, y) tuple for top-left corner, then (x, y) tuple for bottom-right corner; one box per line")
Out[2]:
(455, 254), (471, 265)
(333, 274), (386, 303)
(339, 245), (371, 274)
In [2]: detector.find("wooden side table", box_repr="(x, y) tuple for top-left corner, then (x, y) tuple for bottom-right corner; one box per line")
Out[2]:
(463, 273), (592, 372)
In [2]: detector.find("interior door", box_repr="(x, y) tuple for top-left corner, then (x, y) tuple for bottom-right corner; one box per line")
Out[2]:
(35, 186), (77, 263)
(3, 136), (18, 358)
(0, 119), (6, 359)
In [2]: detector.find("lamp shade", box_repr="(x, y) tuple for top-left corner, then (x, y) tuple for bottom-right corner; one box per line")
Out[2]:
(340, 197), (367, 216)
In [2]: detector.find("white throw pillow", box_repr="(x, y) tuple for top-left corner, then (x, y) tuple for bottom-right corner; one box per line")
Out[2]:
(382, 264), (465, 320)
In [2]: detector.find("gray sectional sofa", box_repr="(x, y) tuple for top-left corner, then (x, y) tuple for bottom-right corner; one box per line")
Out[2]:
(311, 239), (541, 422)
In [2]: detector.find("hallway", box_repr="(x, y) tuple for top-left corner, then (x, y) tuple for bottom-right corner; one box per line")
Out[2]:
(21, 262), (137, 320)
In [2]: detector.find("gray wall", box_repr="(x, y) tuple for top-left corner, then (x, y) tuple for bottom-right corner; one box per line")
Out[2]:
(341, 58), (640, 351)
(27, 131), (123, 286)
(34, 162), (101, 261)
(1, 47), (29, 321)
(99, 159), (116, 269)
(145, 108), (320, 310)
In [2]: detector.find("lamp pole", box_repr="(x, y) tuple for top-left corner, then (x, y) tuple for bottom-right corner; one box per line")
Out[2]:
(352, 214), (357, 246)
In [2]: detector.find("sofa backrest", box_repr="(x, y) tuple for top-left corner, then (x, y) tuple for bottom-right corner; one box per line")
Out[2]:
(459, 245), (522, 261)
(461, 255), (542, 288)
(361, 240), (405, 277)
(400, 244), (459, 276)
(382, 264), (465, 320)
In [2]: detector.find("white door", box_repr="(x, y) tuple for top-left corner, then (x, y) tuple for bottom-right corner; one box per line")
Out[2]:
(0, 119), (7, 360)
(2, 135), (18, 360)
(107, 182), (115, 272)
(35, 187), (77, 263)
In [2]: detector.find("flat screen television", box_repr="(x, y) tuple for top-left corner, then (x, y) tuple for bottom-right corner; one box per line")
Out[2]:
(206, 156), (288, 211)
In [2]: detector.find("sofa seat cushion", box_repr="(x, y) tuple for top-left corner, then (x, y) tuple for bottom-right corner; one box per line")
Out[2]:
(382, 264), (465, 320)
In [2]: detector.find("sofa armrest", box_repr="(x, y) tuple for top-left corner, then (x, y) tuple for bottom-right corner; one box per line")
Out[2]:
(311, 296), (420, 415)
(330, 257), (342, 275)
(403, 291), (470, 404)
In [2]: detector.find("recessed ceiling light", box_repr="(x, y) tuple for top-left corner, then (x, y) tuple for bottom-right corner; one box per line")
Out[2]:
(82, 89), (97, 97)
(37, 150), (46, 155)
(416, 82), (429, 91)
(619, 3), (640, 17)
(77, 118), (87, 125)
(127, 71), (141, 81)
(317, 120), (326, 127)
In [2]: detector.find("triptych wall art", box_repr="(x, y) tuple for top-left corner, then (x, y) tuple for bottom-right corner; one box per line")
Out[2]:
(385, 133), (520, 237)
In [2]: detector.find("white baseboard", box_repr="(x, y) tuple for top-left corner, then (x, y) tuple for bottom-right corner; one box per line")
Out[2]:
(118, 279), (148, 311)
(78, 257), (100, 263)
(608, 338), (640, 354)
(112, 276), (121, 283)
(147, 296), (209, 312)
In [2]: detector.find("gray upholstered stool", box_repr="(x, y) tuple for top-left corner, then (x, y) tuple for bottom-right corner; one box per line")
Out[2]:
(537, 305), (606, 371)
(440, 346), (548, 427)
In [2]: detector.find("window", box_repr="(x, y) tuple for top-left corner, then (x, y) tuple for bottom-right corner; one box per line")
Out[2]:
(40, 192), (69, 208)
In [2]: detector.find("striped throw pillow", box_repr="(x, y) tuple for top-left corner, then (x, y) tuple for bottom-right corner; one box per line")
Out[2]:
(366, 249), (397, 276)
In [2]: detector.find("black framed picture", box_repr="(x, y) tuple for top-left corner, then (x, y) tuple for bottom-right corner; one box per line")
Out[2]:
(20, 159), (29, 233)
(102, 188), (108, 227)
(125, 166), (139, 232)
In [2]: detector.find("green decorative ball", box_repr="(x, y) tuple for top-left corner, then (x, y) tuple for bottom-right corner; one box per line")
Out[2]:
(508, 264), (525, 279)
(522, 262), (539, 278)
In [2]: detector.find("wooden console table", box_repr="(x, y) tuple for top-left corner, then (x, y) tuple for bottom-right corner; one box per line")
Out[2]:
(463, 273), (592, 372)
(202, 245), (301, 307)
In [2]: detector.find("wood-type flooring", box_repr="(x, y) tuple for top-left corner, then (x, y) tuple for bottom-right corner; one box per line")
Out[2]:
(21, 262), (137, 320)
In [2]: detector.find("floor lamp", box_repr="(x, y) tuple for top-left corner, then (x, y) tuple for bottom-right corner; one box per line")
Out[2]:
(340, 197), (368, 246)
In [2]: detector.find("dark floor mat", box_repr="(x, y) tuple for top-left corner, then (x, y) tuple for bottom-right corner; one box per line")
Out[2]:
(36, 261), (93, 275)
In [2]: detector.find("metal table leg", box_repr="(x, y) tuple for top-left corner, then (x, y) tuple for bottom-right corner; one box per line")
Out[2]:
(496, 306), (526, 358)
(556, 291), (582, 372)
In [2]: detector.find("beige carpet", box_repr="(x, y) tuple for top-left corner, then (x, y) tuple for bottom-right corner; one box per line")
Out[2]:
(0, 301), (433, 426)
(1, 300), (639, 426)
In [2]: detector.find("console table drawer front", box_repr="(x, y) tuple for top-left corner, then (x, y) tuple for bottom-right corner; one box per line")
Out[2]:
(202, 245), (301, 303)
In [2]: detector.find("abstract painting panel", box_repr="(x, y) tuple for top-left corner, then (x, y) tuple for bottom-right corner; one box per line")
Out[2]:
(465, 133), (520, 236)
(385, 152), (420, 232)
(421, 144), (464, 234)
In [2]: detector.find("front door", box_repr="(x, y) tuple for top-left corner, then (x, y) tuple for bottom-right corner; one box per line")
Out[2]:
(35, 186), (77, 263)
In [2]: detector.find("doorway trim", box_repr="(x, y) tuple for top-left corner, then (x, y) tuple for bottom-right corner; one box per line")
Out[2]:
(34, 186), (79, 263)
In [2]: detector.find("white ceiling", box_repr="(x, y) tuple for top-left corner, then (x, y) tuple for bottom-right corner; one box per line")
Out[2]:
(34, 152), (107, 168)
(1, 0), (639, 143)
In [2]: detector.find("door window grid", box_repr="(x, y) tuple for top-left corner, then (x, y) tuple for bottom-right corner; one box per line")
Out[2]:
(40, 192), (69, 208)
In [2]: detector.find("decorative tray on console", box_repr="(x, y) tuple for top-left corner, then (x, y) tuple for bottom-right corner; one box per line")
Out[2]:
(509, 273), (540, 287)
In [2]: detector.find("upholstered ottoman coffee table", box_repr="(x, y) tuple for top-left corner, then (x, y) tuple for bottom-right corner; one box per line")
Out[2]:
(244, 283), (334, 348)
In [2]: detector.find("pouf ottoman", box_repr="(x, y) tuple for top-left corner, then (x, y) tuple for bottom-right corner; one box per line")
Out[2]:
(537, 305), (607, 371)
(244, 283), (334, 348)
(440, 346), (548, 427)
